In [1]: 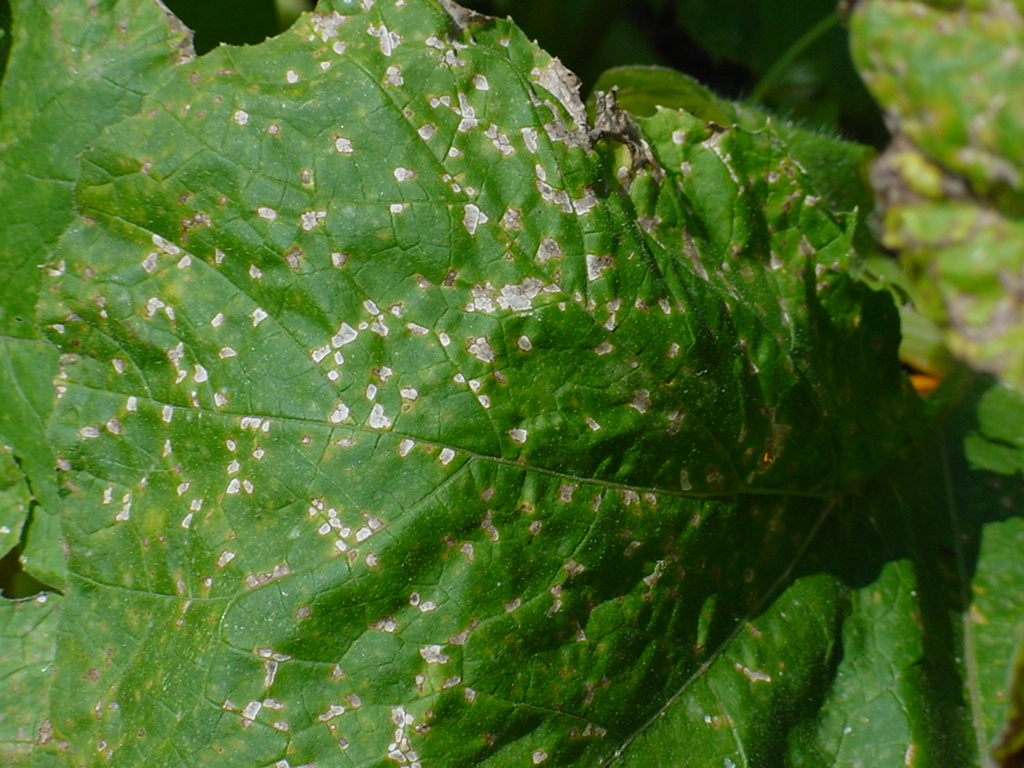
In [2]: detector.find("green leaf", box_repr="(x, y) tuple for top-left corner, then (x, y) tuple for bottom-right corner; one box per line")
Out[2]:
(0, 0), (193, 337)
(0, 594), (61, 765)
(0, 338), (64, 588)
(29, 0), (916, 765)
(0, 0), (195, 586)
(851, 0), (1024, 387)
(0, 443), (30, 560)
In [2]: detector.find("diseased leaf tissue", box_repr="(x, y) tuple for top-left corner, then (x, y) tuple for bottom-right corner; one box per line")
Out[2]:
(5, 0), (918, 765)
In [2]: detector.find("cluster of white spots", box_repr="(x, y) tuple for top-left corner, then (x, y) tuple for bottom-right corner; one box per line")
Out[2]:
(145, 296), (174, 320)
(604, 298), (622, 331)
(629, 389), (652, 414)
(256, 647), (292, 688)
(368, 403), (393, 430)
(232, 110), (249, 126)
(408, 592), (438, 612)
(464, 278), (545, 314)
(310, 499), (359, 552)
(241, 700), (262, 725)
(113, 492), (132, 522)
(501, 208), (523, 230)
(384, 65), (404, 86)
(419, 645), (449, 664)
(462, 203), (488, 235)
(370, 616), (398, 633)
(311, 11), (348, 41)
(585, 254), (614, 282)
(335, 136), (354, 154)
(507, 428), (528, 446)
(257, 206), (278, 221)
(387, 706), (420, 767)
(484, 124), (513, 155)
(226, 476), (254, 495)
(301, 209), (327, 230)
(573, 190), (598, 215)
(564, 560), (585, 579)
(455, 92), (478, 132)
(548, 584), (563, 613)
(318, 704), (346, 722)
(243, 564), (290, 590)
(535, 179), (571, 213)
(328, 403), (350, 423)
(535, 237), (563, 263)
(466, 336), (494, 363)
(368, 23), (402, 56)
(520, 127), (540, 155)
(44, 259), (66, 277)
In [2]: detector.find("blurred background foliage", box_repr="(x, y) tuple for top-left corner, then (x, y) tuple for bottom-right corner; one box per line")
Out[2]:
(164, 0), (889, 148)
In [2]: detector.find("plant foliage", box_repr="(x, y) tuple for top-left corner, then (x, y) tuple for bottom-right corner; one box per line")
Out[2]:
(1, 1), (1023, 766)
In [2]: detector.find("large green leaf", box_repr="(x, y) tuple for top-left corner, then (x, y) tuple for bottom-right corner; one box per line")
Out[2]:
(0, 0), (192, 337)
(0, 0), (193, 587)
(851, 0), (1024, 388)
(29, 0), (919, 765)
(0, 594), (61, 765)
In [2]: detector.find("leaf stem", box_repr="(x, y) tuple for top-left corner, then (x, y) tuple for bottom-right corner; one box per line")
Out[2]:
(749, 12), (841, 104)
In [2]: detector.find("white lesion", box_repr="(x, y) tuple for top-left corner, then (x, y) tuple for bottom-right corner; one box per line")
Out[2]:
(300, 209), (327, 230)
